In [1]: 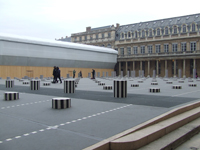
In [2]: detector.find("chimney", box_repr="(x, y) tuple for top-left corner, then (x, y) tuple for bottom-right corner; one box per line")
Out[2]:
(116, 23), (120, 29)
(86, 26), (91, 32)
(66, 36), (68, 38)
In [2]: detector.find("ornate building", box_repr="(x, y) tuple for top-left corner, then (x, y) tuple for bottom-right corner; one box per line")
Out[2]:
(116, 13), (200, 77)
(71, 24), (120, 49)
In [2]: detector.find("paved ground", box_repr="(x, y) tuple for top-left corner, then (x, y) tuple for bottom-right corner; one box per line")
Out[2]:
(0, 77), (199, 150)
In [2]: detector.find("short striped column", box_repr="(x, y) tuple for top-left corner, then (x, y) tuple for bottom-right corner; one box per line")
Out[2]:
(138, 80), (143, 83)
(166, 81), (173, 84)
(172, 85), (182, 89)
(5, 79), (14, 88)
(52, 97), (71, 109)
(4, 92), (19, 100)
(103, 85), (112, 90)
(188, 84), (197, 87)
(149, 88), (160, 93)
(43, 82), (51, 86)
(64, 80), (75, 93)
(131, 84), (139, 87)
(114, 80), (127, 98)
(30, 80), (40, 90)
(178, 80), (184, 83)
(23, 81), (29, 84)
(151, 82), (158, 85)
(98, 82), (105, 86)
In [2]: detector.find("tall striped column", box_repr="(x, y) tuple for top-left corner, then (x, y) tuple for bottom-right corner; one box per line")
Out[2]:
(5, 79), (14, 88)
(64, 80), (75, 93)
(114, 80), (127, 98)
(30, 80), (40, 90)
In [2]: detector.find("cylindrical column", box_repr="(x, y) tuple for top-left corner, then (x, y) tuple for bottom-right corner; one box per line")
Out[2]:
(193, 59), (196, 69)
(174, 60), (176, 77)
(119, 62), (121, 77)
(148, 60), (150, 77)
(64, 80), (75, 93)
(5, 79), (14, 88)
(4, 92), (19, 100)
(52, 98), (71, 109)
(114, 80), (127, 98)
(133, 61), (135, 71)
(30, 80), (40, 90)
(156, 60), (159, 77)
(183, 59), (186, 78)
(140, 61), (142, 71)
(125, 61), (127, 76)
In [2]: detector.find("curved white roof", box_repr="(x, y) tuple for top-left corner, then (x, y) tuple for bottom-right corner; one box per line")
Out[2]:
(0, 33), (118, 54)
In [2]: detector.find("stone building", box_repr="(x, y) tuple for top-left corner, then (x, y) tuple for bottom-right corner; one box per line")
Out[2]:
(116, 13), (200, 78)
(71, 24), (120, 49)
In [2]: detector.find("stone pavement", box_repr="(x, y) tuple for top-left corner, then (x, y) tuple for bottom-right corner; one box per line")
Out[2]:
(0, 77), (199, 150)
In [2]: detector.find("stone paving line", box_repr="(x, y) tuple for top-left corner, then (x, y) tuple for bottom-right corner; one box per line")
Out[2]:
(0, 103), (132, 144)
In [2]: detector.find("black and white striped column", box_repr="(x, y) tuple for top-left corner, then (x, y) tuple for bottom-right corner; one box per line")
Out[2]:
(64, 80), (75, 93)
(114, 80), (127, 98)
(5, 79), (14, 88)
(30, 80), (40, 90)
(52, 97), (71, 109)
(4, 92), (19, 100)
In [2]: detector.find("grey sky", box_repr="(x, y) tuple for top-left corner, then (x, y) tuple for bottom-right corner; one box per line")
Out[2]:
(0, 0), (199, 40)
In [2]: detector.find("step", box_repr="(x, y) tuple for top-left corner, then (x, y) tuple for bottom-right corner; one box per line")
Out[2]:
(110, 107), (200, 150)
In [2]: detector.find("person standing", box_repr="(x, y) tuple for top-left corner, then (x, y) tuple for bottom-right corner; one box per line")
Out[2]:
(73, 69), (76, 78)
(52, 66), (57, 83)
(79, 71), (82, 78)
(92, 69), (95, 79)
(56, 67), (62, 83)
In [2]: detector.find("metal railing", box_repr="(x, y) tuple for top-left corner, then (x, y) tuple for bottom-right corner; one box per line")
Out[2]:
(118, 50), (200, 58)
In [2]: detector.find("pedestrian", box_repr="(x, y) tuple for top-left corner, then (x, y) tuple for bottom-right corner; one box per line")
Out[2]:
(52, 66), (57, 83)
(73, 69), (76, 78)
(79, 71), (82, 78)
(92, 69), (95, 79)
(56, 67), (62, 83)
(196, 72), (198, 78)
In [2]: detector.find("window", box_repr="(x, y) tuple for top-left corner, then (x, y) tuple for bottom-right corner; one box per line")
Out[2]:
(183, 25), (186, 33)
(157, 28), (160, 36)
(181, 42), (186, 51)
(156, 45), (161, 53)
(133, 47), (138, 54)
(120, 48), (124, 55)
(190, 42), (196, 51)
(192, 24), (196, 32)
(90, 35), (93, 40)
(149, 29), (153, 37)
(108, 32), (111, 38)
(80, 37), (82, 41)
(85, 35), (87, 40)
(164, 44), (169, 53)
(132, 32), (134, 38)
(102, 33), (104, 38)
(127, 47), (131, 55)
(121, 33), (124, 38)
(128, 32), (131, 38)
(140, 46), (145, 54)
(174, 26), (177, 34)
(172, 43), (178, 52)
(96, 34), (98, 39)
(135, 31), (138, 38)
(165, 27), (168, 35)
(142, 30), (145, 38)
(75, 37), (77, 41)
(148, 45), (152, 53)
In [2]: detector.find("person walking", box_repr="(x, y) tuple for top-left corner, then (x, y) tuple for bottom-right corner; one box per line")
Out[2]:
(52, 66), (57, 83)
(92, 69), (95, 79)
(73, 69), (76, 78)
(56, 67), (62, 83)
(79, 71), (82, 78)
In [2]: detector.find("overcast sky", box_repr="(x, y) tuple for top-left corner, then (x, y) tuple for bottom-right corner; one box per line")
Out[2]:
(0, 0), (199, 40)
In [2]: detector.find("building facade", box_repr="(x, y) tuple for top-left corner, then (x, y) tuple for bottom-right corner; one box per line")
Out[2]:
(116, 13), (200, 78)
(71, 24), (120, 49)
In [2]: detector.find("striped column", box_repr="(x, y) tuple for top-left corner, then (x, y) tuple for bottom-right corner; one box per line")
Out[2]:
(4, 92), (19, 100)
(30, 80), (40, 90)
(5, 79), (14, 88)
(64, 80), (75, 93)
(114, 80), (127, 98)
(52, 97), (71, 109)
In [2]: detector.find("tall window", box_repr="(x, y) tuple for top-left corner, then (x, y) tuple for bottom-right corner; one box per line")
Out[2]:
(192, 24), (196, 32)
(96, 34), (98, 39)
(148, 45), (152, 53)
(90, 35), (93, 40)
(121, 33), (124, 38)
(165, 27), (169, 35)
(156, 45), (161, 53)
(174, 26), (177, 34)
(149, 29), (152, 37)
(80, 37), (82, 41)
(127, 47), (131, 55)
(172, 43), (178, 52)
(140, 46), (145, 54)
(108, 32), (111, 38)
(142, 30), (145, 38)
(164, 44), (169, 53)
(157, 28), (160, 36)
(190, 42), (196, 51)
(128, 32), (131, 38)
(183, 25), (186, 33)
(75, 37), (77, 41)
(133, 47), (138, 54)
(102, 33), (104, 38)
(120, 48), (124, 55)
(135, 31), (138, 38)
(132, 32), (134, 38)
(181, 42), (186, 51)
(85, 35), (87, 40)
